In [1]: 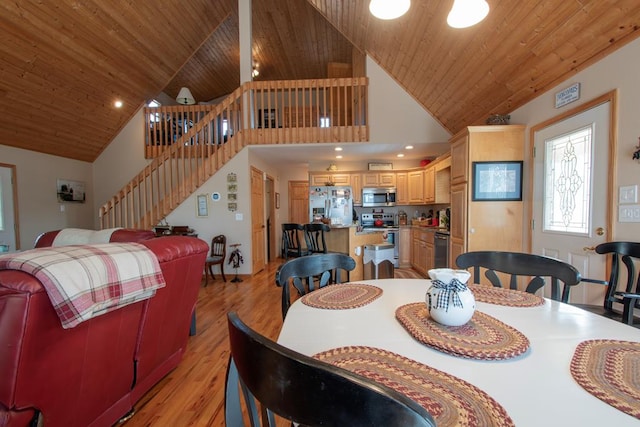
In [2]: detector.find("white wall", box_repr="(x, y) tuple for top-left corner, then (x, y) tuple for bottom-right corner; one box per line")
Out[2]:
(92, 109), (150, 226)
(0, 145), (93, 248)
(510, 37), (640, 242)
(367, 56), (451, 145)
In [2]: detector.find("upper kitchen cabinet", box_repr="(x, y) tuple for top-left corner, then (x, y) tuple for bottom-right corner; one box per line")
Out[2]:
(396, 172), (408, 205)
(351, 173), (363, 206)
(423, 155), (451, 205)
(309, 173), (351, 187)
(362, 172), (396, 187)
(449, 125), (525, 266)
(423, 166), (435, 203)
(407, 170), (424, 204)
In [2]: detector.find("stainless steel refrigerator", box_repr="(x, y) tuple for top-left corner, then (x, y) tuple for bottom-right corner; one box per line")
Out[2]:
(309, 186), (353, 226)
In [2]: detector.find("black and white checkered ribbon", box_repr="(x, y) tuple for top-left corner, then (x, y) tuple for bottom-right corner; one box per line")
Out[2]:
(428, 279), (468, 312)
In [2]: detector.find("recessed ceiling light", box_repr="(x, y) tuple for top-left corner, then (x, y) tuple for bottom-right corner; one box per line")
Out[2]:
(114, 100), (123, 108)
(336, 155), (343, 159)
(405, 145), (414, 150)
(397, 153), (405, 158)
(335, 147), (343, 151)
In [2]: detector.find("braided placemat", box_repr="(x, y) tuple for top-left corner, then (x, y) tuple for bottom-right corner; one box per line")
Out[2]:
(570, 339), (640, 419)
(396, 303), (529, 360)
(315, 346), (514, 427)
(469, 284), (545, 307)
(301, 284), (382, 310)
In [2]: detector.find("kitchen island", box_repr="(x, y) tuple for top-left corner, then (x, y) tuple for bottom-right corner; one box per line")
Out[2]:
(324, 225), (386, 281)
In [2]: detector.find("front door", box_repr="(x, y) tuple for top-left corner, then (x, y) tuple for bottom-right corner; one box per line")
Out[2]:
(250, 167), (266, 274)
(531, 94), (615, 304)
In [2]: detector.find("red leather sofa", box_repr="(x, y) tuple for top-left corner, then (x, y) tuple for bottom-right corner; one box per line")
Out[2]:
(0, 234), (208, 427)
(33, 228), (156, 248)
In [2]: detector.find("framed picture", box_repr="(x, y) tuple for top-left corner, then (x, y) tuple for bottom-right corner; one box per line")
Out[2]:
(196, 194), (208, 217)
(275, 192), (280, 209)
(228, 192), (237, 201)
(228, 202), (237, 211)
(228, 184), (237, 192)
(368, 162), (393, 171)
(227, 173), (237, 183)
(57, 179), (86, 203)
(472, 161), (523, 201)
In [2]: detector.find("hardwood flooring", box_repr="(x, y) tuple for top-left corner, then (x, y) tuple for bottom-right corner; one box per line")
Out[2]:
(122, 260), (285, 427)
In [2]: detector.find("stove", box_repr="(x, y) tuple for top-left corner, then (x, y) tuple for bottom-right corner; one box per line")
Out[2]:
(360, 213), (396, 229)
(360, 213), (399, 268)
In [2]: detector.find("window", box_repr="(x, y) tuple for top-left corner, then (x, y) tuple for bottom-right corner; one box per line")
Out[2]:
(543, 125), (593, 235)
(320, 117), (330, 128)
(148, 100), (161, 123)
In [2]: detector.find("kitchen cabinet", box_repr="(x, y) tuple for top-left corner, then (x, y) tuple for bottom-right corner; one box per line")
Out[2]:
(423, 166), (435, 203)
(411, 227), (434, 277)
(395, 172), (408, 205)
(351, 173), (362, 205)
(398, 226), (412, 268)
(407, 170), (424, 204)
(448, 125), (525, 266)
(362, 172), (396, 187)
(310, 173), (350, 186)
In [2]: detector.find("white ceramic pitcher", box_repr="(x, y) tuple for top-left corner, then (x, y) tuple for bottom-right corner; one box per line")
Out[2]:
(426, 268), (475, 326)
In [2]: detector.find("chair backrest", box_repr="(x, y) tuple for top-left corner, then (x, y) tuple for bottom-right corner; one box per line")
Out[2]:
(594, 242), (640, 316)
(225, 312), (436, 427)
(275, 252), (356, 319)
(456, 251), (582, 303)
(303, 223), (330, 254)
(281, 223), (305, 259)
(210, 234), (226, 257)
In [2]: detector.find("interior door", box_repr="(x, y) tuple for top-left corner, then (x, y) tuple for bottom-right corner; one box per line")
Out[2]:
(251, 167), (266, 274)
(531, 100), (612, 304)
(0, 164), (18, 252)
(288, 180), (309, 224)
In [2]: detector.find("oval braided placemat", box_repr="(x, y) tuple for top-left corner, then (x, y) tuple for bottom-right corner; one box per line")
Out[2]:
(301, 283), (383, 310)
(396, 303), (530, 360)
(469, 284), (545, 307)
(314, 346), (514, 427)
(570, 339), (640, 419)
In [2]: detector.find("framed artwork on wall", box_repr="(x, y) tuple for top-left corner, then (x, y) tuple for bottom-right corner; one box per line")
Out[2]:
(472, 161), (523, 201)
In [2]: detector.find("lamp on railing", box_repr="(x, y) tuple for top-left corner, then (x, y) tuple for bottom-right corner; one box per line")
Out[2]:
(447, 0), (490, 28)
(176, 87), (196, 105)
(369, 0), (410, 20)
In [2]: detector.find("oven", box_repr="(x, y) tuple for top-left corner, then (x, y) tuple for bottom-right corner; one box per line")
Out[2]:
(360, 213), (399, 267)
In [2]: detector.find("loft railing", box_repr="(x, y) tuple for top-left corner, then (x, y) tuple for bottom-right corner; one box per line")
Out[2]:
(99, 77), (368, 229)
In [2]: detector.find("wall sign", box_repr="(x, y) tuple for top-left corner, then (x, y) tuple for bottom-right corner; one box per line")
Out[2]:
(555, 83), (580, 108)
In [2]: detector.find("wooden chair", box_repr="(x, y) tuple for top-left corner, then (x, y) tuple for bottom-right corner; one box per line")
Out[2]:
(275, 253), (356, 319)
(224, 312), (436, 427)
(205, 234), (226, 285)
(281, 223), (308, 259)
(303, 222), (330, 254)
(455, 251), (581, 303)
(579, 242), (640, 325)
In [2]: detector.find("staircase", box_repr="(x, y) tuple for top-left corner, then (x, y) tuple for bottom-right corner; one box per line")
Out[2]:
(99, 77), (369, 229)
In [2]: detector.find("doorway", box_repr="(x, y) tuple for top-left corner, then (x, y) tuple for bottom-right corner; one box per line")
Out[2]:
(530, 91), (616, 304)
(0, 163), (19, 252)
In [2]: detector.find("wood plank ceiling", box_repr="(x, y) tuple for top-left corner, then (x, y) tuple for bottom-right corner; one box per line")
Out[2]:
(0, 0), (639, 162)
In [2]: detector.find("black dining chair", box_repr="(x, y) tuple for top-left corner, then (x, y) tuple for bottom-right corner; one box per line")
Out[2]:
(281, 223), (308, 259)
(456, 251), (582, 303)
(578, 242), (640, 326)
(224, 312), (436, 427)
(303, 222), (331, 254)
(275, 252), (356, 319)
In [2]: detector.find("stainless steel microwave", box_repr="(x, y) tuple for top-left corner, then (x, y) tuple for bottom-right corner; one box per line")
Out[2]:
(362, 187), (396, 207)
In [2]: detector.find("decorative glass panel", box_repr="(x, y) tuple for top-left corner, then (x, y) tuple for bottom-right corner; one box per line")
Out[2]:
(543, 125), (593, 234)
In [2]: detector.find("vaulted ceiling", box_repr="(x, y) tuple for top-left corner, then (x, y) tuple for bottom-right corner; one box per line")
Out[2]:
(1, 0), (639, 162)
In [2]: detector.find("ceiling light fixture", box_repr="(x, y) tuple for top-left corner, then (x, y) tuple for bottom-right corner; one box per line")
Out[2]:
(369, 0), (410, 20)
(397, 153), (405, 158)
(447, 0), (490, 28)
(252, 62), (260, 79)
(335, 147), (343, 151)
(336, 155), (343, 159)
(176, 87), (196, 105)
(405, 145), (414, 150)
(114, 100), (123, 108)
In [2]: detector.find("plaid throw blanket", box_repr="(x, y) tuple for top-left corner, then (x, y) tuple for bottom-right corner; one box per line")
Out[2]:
(0, 243), (166, 329)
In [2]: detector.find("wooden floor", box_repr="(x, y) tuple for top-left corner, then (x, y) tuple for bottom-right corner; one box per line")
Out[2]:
(122, 259), (286, 427)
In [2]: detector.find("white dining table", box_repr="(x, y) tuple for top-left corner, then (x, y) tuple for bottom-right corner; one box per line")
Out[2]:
(277, 278), (640, 427)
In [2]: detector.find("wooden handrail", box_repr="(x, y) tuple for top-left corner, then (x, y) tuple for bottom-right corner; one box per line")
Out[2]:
(99, 77), (368, 229)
